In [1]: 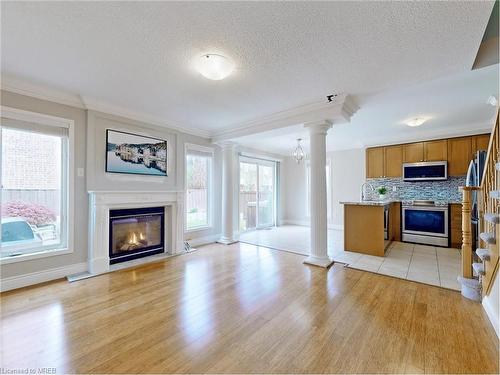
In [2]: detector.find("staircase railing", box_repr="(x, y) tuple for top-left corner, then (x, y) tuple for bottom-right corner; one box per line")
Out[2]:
(461, 109), (499, 296)
(479, 110), (499, 294)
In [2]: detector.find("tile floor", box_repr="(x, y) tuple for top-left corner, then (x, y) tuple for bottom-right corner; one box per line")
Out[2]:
(348, 241), (461, 290)
(239, 225), (461, 290)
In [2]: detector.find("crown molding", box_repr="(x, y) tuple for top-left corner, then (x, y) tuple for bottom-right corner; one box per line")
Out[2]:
(80, 96), (210, 138)
(1, 74), (364, 143)
(1, 74), (211, 139)
(363, 122), (493, 149)
(1, 74), (85, 109)
(211, 93), (359, 142)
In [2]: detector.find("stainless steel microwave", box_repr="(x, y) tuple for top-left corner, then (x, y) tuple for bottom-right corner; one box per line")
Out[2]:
(402, 161), (447, 181)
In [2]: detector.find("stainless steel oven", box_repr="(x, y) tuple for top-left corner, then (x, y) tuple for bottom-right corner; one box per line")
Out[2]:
(402, 200), (449, 247)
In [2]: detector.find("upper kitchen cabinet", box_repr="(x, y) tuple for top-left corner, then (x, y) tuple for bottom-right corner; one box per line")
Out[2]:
(472, 134), (491, 155)
(384, 145), (403, 177)
(448, 137), (472, 176)
(424, 140), (447, 161)
(404, 140), (447, 162)
(366, 133), (490, 179)
(403, 142), (424, 163)
(366, 147), (385, 178)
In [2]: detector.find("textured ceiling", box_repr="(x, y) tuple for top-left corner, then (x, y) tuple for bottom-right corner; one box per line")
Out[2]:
(234, 65), (499, 154)
(0, 1), (495, 132)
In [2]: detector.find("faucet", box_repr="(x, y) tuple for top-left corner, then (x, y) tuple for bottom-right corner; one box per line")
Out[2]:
(360, 182), (375, 201)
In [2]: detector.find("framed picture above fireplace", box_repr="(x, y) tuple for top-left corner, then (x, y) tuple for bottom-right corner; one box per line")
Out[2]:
(105, 129), (168, 176)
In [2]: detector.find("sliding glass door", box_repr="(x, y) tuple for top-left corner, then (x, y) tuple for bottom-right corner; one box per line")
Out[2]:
(239, 157), (276, 232)
(257, 163), (275, 228)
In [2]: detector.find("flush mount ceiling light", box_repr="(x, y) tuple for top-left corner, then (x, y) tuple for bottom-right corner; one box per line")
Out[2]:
(405, 117), (427, 127)
(194, 54), (234, 80)
(487, 95), (498, 107)
(293, 138), (305, 164)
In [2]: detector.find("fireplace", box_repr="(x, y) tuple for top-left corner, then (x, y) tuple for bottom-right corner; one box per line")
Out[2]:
(109, 206), (165, 264)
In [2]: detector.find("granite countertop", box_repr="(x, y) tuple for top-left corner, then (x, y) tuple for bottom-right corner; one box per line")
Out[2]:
(340, 199), (461, 206)
(339, 199), (396, 206)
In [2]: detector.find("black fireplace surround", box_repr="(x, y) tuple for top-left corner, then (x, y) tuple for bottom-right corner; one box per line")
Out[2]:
(109, 206), (165, 264)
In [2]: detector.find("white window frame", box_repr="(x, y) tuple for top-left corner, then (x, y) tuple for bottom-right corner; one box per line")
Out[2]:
(306, 158), (332, 219)
(184, 143), (214, 233)
(0, 106), (75, 264)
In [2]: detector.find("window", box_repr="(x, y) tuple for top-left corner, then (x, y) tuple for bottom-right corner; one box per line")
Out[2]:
(306, 159), (332, 218)
(185, 144), (213, 231)
(1, 111), (72, 261)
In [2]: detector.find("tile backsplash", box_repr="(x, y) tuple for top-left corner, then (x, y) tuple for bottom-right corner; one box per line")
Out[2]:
(366, 176), (466, 203)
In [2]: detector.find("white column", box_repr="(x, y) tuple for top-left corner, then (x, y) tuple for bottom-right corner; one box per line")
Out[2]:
(304, 120), (334, 268)
(218, 142), (237, 245)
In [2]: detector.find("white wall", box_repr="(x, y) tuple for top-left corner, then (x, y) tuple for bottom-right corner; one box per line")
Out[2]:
(483, 271), (500, 338)
(282, 148), (365, 228)
(329, 148), (365, 227)
(283, 157), (308, 225)
(0, 90), (221, 288)
(86, 110), (223, 246)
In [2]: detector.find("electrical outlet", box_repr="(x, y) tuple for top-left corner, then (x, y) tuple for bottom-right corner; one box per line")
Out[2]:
(392, 186), (397, 192)
(77, 168), (85, 177)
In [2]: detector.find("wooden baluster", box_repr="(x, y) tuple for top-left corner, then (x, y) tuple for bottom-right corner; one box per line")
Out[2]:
(461, 187), (476, 278)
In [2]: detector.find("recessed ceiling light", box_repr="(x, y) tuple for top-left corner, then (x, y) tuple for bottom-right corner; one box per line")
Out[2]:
(194, 54), (234, 81)
(405, 117), (427, 127)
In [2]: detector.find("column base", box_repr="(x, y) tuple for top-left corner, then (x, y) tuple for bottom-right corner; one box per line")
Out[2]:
(217, 237), (238, 245)
(303, 256), (334, 268)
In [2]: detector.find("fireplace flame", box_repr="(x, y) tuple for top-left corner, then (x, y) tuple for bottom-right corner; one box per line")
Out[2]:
(126, 231), (146, 246)
(129, 232), (138, 245)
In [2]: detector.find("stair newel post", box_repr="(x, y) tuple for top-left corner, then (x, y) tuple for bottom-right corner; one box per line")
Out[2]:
(461, 187), (476, 278)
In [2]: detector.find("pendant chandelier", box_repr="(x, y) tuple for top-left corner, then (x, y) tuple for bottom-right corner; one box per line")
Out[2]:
(293, 138), (305, 164)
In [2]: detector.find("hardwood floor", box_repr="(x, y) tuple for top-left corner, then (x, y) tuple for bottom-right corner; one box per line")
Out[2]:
(1, 242), (498, 374)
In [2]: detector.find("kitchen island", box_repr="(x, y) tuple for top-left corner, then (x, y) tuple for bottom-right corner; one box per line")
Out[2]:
(340, 200), (400, 256)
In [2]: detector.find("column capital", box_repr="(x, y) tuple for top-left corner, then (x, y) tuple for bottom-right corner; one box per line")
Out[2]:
(304, 120), (333, 134)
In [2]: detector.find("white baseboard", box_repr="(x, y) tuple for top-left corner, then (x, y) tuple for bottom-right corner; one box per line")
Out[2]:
(281, 220), (344, 231)
(483, 294), (500, 338)
(1, 262), (88, 292)
(329, 224), (344, 230)
(282, 219), (310, 226)
(185, 234), (220, 248)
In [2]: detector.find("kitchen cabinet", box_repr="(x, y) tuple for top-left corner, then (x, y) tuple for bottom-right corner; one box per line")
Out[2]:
(404, 140), (447, 163)
(403, 142), (424, 163)
(448, 137), (472, 176)
(384, 145), (403, 177)
(424, 140), (447, 161)
(343, 202), (390, 256)
(472, 134), (490, 155)
(450, 203), (462, 249)
(366, 147), (385, 178)
(366, 133), (490, 179)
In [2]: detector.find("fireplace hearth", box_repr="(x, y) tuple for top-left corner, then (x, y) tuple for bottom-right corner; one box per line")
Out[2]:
(109, 206), (165, 264)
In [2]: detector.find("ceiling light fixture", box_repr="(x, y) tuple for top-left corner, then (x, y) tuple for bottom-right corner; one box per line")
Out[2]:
(405, 117), (427, 127)
(293, 138), (305, 164)
(487, 95), (498, 107)
(194, 54), (234, 80)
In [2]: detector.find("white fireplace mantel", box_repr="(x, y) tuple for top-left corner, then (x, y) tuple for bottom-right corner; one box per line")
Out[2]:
(88, 190), (184, 274)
